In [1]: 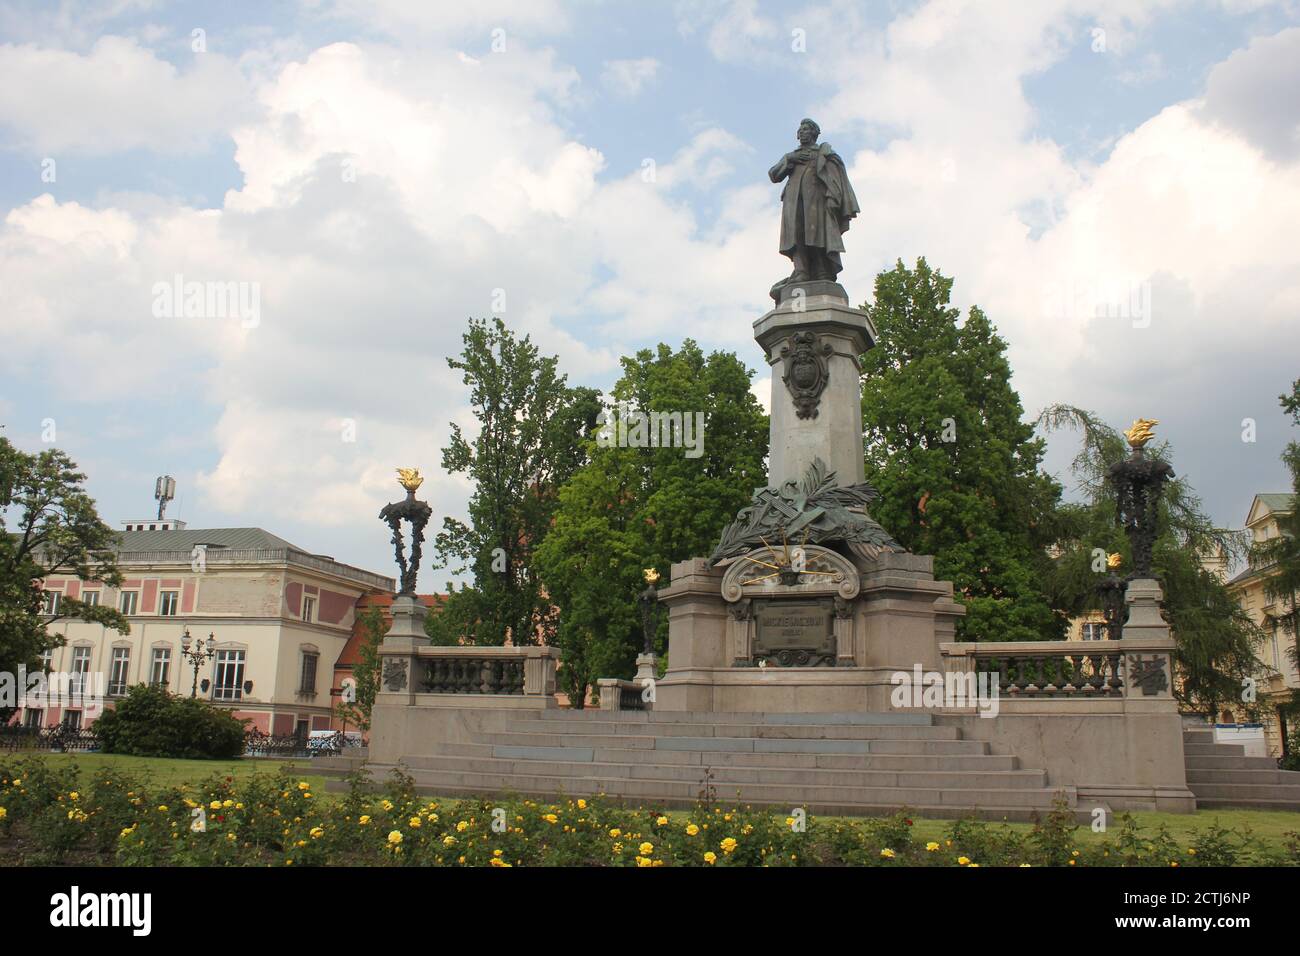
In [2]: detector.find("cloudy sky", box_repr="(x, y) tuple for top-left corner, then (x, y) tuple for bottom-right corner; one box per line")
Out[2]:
(1, 0), (1297, 583)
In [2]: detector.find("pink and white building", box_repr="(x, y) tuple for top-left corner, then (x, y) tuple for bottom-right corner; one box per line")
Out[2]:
(28, 521), (394, 736)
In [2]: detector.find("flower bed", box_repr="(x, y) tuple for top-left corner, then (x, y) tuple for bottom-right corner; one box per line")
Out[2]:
(1, 757), (1296, 867)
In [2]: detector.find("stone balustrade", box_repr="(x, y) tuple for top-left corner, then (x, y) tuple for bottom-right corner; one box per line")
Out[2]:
(939, 637), (1174, 700)
(596, 678), (652, 712)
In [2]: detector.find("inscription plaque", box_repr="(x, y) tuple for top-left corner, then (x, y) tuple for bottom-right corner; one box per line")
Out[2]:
(752, 598), (836, 667)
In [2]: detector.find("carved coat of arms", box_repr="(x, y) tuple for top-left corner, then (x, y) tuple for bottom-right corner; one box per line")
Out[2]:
(780, 331), (833, 419)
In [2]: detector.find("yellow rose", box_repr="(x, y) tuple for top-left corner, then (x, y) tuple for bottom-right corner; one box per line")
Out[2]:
(957, 856), (970, 866)
(685, 823), (699, 836)
(926, 842), (940, 852)
(609, 828), (621, 838)
(387, 831), (403, 845)
(704, 851), (717, 864)
(577, 799), (587, 809)
(880, 848), (895, 859)
(720, 837), (738, 854)
(639, 842), (654, 855)
(359, 815), (372, 825)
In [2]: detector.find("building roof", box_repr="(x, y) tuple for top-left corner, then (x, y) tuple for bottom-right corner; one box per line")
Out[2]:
(1253, 493), (1295, 515)
(82, 526), (396, 592)
(115, 527), (304, 553)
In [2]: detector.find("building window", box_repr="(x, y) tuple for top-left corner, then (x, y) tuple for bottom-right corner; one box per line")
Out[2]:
(82, 590), (100, 607)
(70, 646), (91, 695)
(108, 647), (131, 696)
(41, 591), (61, 615)
(62, 710), (82, 730)
(302, 595), (316, 622)
(119, 591), (139, 615)
(158, 590), (179, 616)
(1081, 622), (1107, 641)
(212, 650), (245, 702)
(39, 648), (54, 673)
(150, 648), (171, 688)
(299, 652), (319, 695)
(23, 708), (43, 729)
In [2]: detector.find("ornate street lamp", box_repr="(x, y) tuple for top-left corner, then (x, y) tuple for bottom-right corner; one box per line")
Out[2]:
(379, 468), (433, 596)
(375, 470), (435, 681)
(1102, 419), (1177, 698)
(1096, 551), (1126, 641)
(636, 568), (663, 682)
(180, 625), (216, 698)
(1108, 418), (1175, 579)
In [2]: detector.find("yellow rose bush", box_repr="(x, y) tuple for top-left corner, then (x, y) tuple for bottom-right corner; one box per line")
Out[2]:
(0, 759), (1292, 867)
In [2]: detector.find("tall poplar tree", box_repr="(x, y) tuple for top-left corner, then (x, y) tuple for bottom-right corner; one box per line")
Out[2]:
(859, 259), (1066, 642)
(428, 317), (600, 647)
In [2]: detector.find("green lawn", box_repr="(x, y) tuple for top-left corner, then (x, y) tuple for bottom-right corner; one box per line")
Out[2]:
(902, 810), (1300, 847)
(10, 752), (330, 794)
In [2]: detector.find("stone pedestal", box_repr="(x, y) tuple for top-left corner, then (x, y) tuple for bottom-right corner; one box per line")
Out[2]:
(654, 550), (965, 713)
(754, 283), (876, 488)
(634, 653), (659, 683)
(374, 594), (430, 706)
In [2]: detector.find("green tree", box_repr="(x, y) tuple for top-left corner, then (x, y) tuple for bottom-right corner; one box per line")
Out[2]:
(429, 317), (601, 647)
(534, 341), (768, 704)
(333, 604), (388, 733)
(859, 259), (1066, 642)
(1037, 404), (1264, 717)
(0, 436), (128, 719)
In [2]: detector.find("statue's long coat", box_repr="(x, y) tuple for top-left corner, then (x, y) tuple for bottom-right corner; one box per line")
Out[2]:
(769, 143), (860, 259)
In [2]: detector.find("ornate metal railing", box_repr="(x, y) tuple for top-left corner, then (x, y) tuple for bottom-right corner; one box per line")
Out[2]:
(420, 657), (525, 695)
(0, 725), (101, 753)
(243, 730), (364, 758)
(0, 725), (364, 757)
(972, 652), (1124, 698)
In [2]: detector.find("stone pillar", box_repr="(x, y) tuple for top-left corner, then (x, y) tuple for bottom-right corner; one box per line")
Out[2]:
(376, 595), (430, 705)
(1120, 577), (1176, 699)
(634, 654), (658, 682)
(754, 281), (876, 488)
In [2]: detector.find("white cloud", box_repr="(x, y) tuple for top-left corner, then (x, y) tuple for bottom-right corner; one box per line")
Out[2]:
(0, 35), (253, 153)
(601, 56), (661, 96)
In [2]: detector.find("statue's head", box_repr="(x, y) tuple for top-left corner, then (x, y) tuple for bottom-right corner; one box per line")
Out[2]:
(797, 118), (820, 145)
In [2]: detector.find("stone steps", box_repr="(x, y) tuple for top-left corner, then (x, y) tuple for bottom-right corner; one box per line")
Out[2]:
(434, 742), (1020, 770)
(350, 709), (1074, 820)
(502, 718), (963, 740)
(393, 752), (1048, 790)
(367, 764), (1069, 820)
(1182, 729), (1300, 811)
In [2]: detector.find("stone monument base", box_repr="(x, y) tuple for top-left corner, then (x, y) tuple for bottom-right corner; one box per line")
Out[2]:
(654, 548), (964, 713)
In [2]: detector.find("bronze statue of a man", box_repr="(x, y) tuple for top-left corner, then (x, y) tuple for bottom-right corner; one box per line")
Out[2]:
(769, 118), (860, 293)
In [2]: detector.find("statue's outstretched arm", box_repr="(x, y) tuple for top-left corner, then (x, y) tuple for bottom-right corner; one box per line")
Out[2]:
(768, 156), (791, 182)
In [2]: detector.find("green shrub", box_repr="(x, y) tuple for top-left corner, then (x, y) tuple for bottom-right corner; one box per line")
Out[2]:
(94, 684), (248, 759)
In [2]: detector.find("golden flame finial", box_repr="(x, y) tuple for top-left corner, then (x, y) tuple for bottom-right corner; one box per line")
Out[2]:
(1107, 552), (1122, 570)
(643, 568), (660, 585)
(1123, 418), (1158, 449)
(396, 468), (424, 492)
